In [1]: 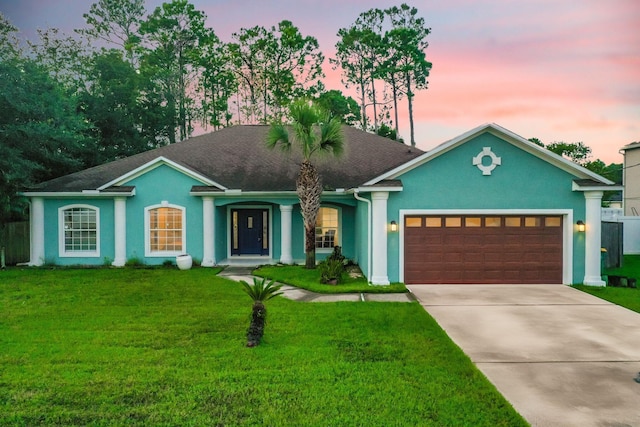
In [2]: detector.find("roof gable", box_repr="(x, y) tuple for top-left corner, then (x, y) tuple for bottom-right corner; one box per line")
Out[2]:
(97, 156), (226, 191)
(365, 123), (615, 186)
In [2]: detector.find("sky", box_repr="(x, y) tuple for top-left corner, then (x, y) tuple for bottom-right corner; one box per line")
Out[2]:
(1, 0), (639, 164)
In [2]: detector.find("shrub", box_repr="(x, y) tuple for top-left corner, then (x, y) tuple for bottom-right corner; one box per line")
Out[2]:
(319, 258), (345, 284)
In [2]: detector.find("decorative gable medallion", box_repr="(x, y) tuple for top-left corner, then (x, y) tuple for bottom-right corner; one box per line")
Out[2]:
(472, 147), (501, 176)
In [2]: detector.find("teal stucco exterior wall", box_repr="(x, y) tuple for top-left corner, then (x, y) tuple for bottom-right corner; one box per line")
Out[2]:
(42, 198), (115, 266)
(385, 133), (586, 283)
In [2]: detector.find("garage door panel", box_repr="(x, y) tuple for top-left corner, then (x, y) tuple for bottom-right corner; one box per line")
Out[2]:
(404, 215), (563, 284)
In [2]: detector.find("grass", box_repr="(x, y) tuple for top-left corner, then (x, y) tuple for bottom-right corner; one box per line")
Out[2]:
(254, 264), (407, 294)
(0, 267), (526, 426)
(574, 255), (640, 313)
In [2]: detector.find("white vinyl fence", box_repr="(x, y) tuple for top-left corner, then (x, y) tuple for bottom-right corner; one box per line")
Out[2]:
(602, 209), (640, 255)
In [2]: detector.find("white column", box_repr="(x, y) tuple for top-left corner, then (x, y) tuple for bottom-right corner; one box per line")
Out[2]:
(583, 191), (605, 286)
(280, 205), (293, 264)
(201, 196), (216, 267)
(29, 197), (45, 266)
(371, 191), (390, 285)
(112, 197), (127, 267)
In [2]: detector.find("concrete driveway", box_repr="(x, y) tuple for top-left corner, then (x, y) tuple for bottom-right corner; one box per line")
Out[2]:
(408, 284), (640, 427)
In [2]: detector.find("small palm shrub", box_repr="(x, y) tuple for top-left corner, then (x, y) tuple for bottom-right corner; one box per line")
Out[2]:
(319, 246), (346, 284)
(241, 277), (283, 347)
(319, 259), (345, 284)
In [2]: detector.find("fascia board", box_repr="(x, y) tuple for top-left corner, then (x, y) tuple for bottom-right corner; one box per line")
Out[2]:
(572, 182), (624, 192)
(21, 191), (135, 198)
(354, 186), (404, 193)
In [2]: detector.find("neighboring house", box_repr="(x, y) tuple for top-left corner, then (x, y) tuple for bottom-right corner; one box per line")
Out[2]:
(23, 123), (620, 286)
(621, 141), (640, 216)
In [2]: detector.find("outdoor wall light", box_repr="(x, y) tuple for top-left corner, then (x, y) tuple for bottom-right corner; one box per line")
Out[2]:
(390, 220), (398, 232)
(576, 220), (585, 232)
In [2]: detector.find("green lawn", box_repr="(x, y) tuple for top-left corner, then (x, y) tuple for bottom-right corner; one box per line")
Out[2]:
(574, 255), (640, 313)
(0, 267), (527, 426)
(254, 264), (407, 294)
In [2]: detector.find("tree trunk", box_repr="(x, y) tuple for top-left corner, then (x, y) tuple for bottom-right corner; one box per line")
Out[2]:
(297, 160), (322, 269)
(391, 74), (400, 139)
(247, 301), (266, 347)
(406, 71), (415, 147)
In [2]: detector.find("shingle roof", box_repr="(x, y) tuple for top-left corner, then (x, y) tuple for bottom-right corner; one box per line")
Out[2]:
(31, 125), (424, 192)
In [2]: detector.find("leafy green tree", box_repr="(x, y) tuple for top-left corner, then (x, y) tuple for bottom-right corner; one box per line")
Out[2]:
(546, 141), (592, 165)
(528, 137), (544, 147)
(139, 0), (212, 142)
(332, 24), (377, 130)
(334, 4), (431, 142)
(0, 13), (21, 60)
(0, 57), (93, 224)
(376, 123), (400, 141)
(241, 277), (282, 347)
(228, 25), (272, 123)
(199, 35), (236, 129)
(315, 90), (361, 125)
(27, 27), (91, 93)
(229, 20), (324, 124)
(266, 99), (344, 268)
(383, 4), (431, 146)
(76, 0), (145, 64)
(266, 20), (325, 120)
(80, 49), (148, 164)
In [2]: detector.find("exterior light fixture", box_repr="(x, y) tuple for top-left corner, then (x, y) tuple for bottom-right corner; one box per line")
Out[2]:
(390, 220), (398, 232)
(576, 220), (585, 232)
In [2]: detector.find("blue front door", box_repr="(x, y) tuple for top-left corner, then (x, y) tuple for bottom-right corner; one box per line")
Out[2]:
(231, 209), (269, 256)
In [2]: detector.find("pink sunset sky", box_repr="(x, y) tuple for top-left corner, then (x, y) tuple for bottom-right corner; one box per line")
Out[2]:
(2, 0), (639, 164)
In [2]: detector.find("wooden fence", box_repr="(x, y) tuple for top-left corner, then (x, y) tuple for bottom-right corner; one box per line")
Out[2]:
(1, 221), (30, 266)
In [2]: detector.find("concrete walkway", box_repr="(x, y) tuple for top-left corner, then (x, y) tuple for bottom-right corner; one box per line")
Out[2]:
(217, 266), (415, 302)
(408, 284), (640, 427)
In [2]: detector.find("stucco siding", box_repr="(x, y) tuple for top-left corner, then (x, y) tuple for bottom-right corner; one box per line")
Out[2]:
(125, 165), (205, 265)
(43, 198), (114, 266)
(386, 133), (587, 283)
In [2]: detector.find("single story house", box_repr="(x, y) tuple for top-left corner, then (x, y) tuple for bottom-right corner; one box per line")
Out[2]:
(23, 123), (620, 285)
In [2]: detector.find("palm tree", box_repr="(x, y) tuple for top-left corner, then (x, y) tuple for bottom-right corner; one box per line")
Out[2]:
(266, 99), (345, 268)
(241, 277), (283, 347)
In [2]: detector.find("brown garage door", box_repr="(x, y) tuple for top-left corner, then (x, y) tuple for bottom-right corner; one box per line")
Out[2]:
(404, 215), (563, 284)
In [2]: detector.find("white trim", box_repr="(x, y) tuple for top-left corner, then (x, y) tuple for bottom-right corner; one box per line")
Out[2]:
(354, 186), (403, 193)
(279, 205), (293, 264)
(144, 203), (186, 257)
(364, 123), (615, 186)
(583, 191), (605, 286)
(226, 205), (273, 260)
(58, 204), (101, 258)
(398, 209), (574, 285)
(113, 197), (127, 266)
(201, 196), (216, 267)
(353, 191), (372, 283)
(572, 182), (624, 192)
(22, 191), (135, 198)
(190, 190), (353, 197)
(98, 156), (226, 191)
(29, 197), (45, 266)
(370, 192), (390, 285)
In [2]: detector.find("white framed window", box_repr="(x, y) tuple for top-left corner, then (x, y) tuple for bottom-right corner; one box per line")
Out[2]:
(145, 203), (186, 257)
(58, 205), (100, 257)
(315, 206), (340, 250)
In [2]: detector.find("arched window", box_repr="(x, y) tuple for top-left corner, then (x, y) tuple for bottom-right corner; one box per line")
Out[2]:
(58, 205), (100, 257)
(315, 207), (340, 249)
(145, 204), (185, 256)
